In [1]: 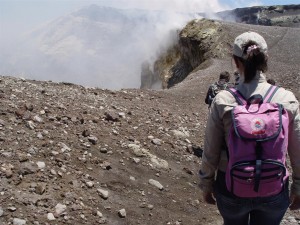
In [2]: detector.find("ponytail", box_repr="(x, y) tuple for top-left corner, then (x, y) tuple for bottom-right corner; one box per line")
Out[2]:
(234, 41), (268, 83)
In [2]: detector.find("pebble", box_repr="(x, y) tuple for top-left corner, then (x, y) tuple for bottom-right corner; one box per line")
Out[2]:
(118, 208), (126, 218)
(97, 188), (109, 199)
(55, 203), (67, 216)
(86, 181), (94, 188)
(149, 179), (164, 190)
(13, 218), (26, 225)
(47, 213), (55, 221)
(36, 161), (46, 169)
(287, 216), (297, 223)
(152, 138), (162, 145)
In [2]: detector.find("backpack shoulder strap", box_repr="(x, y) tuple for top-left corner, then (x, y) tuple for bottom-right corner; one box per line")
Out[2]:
(227, 88), (247, 105)
(263, 85), (279, 103)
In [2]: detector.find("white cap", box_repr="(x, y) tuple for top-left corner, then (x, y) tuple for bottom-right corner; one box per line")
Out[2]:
(233, 31), (268, 58)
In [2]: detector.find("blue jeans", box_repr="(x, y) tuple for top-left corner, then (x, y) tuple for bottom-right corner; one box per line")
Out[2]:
(214, 171), (290, 225)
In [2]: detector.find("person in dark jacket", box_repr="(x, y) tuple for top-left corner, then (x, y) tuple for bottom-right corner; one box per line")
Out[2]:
(205, 71), (231, 107)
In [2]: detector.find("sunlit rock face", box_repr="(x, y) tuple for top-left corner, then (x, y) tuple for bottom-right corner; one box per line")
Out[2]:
(152, 19), (231, 88)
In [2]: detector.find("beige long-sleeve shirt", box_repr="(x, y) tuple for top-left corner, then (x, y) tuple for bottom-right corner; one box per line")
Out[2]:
(199, 72), (300, 196)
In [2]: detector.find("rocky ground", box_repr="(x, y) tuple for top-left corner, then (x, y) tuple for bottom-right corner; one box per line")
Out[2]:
(0, 18), (300, 225)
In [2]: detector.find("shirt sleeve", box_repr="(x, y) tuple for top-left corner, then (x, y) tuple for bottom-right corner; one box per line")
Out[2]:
(287, 100), (300, 197)
(199, 98), (224, 192)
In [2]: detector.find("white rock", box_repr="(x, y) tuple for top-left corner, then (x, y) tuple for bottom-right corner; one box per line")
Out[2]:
(86, 181), (94, 188)
(149, 156), (169, 170)
(96, 211), (103, 218)
(13, 218), (26, 225)
(55, 203), (67, 216)
(33, 115), (43, 123)
(149, 179), (164, 190)
(47, 213), (55, 221)
(132, 158), (141, 163)
(152, 138), (162, 145)
(118, 112), (126, 118)
(26, 121), (36, 130)
(36, 161), (45, 169)
(171, 129), (190, 139)
(97, 188), (109, 199)
(59, 142), (71, 152)
(287, 216), (297, 223)
(118, 208), (126, 218)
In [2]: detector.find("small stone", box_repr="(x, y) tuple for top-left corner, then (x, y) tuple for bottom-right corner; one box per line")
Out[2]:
(13, 218), (26, 225)
(287, 216), (297, 223)
(132, 158), (140, 163)
(82, 130), (90, 137)
(149, 179), (164, 190)
(47, 213), (55, 221)
(88, 136), (98, 145)
(97, 188), (109, 200)
(19, 162), (37, 175)
(26, 121), (36, 130)
(35, 183), (46, 195)
(55, 203), (66, 216)
(36, 161), (45, 169)
(147, 204), (154, 210)
(152, 138), (162, 145)
(118, 208), (126, 218)
(0, 206), (3, 216)
(33, 115), (43, 123)
(96, 211), (103, 218)
(100, 148), (108, 153)
(5, 169), (13, 178)
(86, 181), (94, 188)
(118, 112), (126, 118)
(59, 142), (71, 152)
(18, 153), (29, 162)
(8, 207), (17, 212)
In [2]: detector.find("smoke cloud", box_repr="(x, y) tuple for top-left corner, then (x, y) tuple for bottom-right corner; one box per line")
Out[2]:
(0, 0), (227, 90)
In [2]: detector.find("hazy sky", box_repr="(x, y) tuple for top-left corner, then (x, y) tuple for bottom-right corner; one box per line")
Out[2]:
(1, 0), (299, 34)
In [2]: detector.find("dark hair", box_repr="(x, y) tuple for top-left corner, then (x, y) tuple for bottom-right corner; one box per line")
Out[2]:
(219, 71), (230, 82)
(233, 41), (268, 83)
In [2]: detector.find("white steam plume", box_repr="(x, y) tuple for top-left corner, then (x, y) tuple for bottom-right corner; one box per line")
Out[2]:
(0, 0), (227, 89)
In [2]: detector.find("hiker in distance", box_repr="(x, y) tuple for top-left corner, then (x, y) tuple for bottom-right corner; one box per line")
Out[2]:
(199, 31), (300, 225)
(205, 71), (232, 108)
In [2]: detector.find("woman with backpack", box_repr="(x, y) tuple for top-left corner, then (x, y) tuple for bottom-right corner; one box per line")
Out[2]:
(199, 31), (300, 225)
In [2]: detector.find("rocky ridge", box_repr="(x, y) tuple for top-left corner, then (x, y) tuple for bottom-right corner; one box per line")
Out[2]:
(217, 5), (300, 28)
(142, 4), (300, 89)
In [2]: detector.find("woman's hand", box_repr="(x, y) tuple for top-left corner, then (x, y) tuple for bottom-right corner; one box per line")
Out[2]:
(203, 192), (216, 205)
(289, 194), (300, 210)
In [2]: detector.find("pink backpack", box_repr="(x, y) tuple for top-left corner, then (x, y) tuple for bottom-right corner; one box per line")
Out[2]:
(226, 86), (289, 197)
